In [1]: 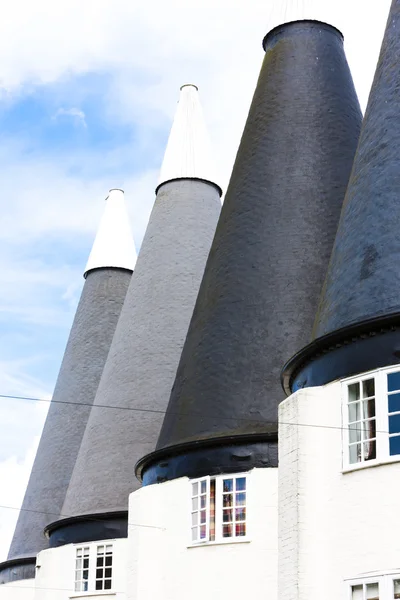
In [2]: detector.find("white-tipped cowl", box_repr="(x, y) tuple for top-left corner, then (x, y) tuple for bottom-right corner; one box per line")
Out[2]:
(84, 189), (137, 277)
(158, 84), (221, 192)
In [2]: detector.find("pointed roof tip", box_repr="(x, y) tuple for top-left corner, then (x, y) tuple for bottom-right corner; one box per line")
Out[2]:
(157, 85), (222, 196)
(180, 83), (199, 91)
(84, 188), (137, 278)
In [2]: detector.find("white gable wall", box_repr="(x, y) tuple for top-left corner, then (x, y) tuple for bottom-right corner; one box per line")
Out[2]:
(127, 467), (278, 600)
(32, 538), (127, 600)
(0, 580), (35, 600)
(279, 382), (400, 600)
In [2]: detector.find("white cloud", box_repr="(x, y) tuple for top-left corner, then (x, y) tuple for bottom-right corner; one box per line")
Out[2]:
(53, 107), (87, 128)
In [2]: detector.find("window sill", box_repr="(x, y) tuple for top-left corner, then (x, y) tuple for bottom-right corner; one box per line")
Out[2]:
(69, 592), (116, 599)
(187, 538), (251, 549)
(342, 455), (400, 473)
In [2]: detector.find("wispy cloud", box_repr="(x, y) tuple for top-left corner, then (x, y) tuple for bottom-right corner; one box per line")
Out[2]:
(53, 107), (87, 128)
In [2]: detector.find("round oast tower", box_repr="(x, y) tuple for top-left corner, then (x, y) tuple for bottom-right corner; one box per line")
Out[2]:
(44, 84), (222, 548)
(138, 19), (362, 486)
(0, 189), (136, 585)
(130, 19), (362, 600)
(279, 5), (400, 600)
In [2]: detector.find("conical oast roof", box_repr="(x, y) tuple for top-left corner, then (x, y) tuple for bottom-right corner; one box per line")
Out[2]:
(158, 84), (220, 193)
(46, 86), (222, 546)
(283, 0), (400, 394)
(85, 189), (137, 275)
(137, 20), (362, 485)
(2, 190), (136, 581)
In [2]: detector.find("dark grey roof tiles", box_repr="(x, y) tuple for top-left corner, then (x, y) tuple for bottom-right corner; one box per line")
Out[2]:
(58, 179), (221, 520)
(283, 1), (400, 391)
(7, 268), (132, 562)
(144, 20), (362, 472)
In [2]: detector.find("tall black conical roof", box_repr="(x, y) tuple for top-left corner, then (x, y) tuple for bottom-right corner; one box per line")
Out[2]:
(137, 20), (362, 484)
(283, 1), (400, 394)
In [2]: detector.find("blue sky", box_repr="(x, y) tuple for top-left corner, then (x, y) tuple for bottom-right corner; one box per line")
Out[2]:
(0, 0), (392, 560)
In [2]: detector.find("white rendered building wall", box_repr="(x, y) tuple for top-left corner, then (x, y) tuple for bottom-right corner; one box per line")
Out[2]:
(0, 580), (35, 600)
(127, 468), (278, 600)
(279, 383), (400, 600)
(33, 539), (127, 600)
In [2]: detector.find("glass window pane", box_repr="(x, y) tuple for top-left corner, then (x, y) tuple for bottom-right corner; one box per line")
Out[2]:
(76, 549), (82, 557)
(96, 580), (103, 591)
(75, 559), (82, 569)
(105, 580), (112, 590)
(236, 507), (246, 521)
(200, 480), (207, 494)
(200, 510), (206, 524)
(192, 482), (198, 496)
(364, 420), (376, 440)
(236, 492), (246, 506)
(97, 546), (104, 554)
(363, 379), (375, 398)
(389, 414), (400, 434)
(223, 524), (233, 538)
(349, 424), (362, 444)
(105, 545), (112, 553)
(349, 444), (361, 464)
(363, 399), (375, 419)
(393, 579), (400, 599)
(223, 509), (233, 523)
(388, 371), (400, 392)
(236, 477), (246, 491)
(105, 568), (112, 578)
(83, 559), (89, 569)
(223, 479), (233, 492)
(83, 581), (88, 592)
(192, 497), (198, 511)
(236, 522), (246, 536)
(348, 383), (360, 402)
(390, 435), (400, 456)
(192, 527), (197, 541)
(223, 494), (233, 507)
(364, 440), (376, 461)
(200, 525), (207, 539)
(97, 557), (104, 567)
(192, 513), (198, 526)
(366, 583), (379, 600)
(75, 582), (81, 592)
(349, 402), (361, 423)
(200, 495), (206, 508)
(83, 570), (89, 580)
(96, 568), (103, 579)
(105, 556), (112, 566)
(389, 393), (400, 414)
(352, 585), (363, 600)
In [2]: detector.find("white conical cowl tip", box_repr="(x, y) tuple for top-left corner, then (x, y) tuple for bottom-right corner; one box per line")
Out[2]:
(84, 189), (137, 277)
(158, 85), (222, 194)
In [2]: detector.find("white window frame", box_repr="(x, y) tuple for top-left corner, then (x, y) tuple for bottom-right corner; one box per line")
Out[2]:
(189, 472), (249, 546)
(73, 543), (114, 594)
(342, 366), (400, 471)
(346, 572), (400, 600)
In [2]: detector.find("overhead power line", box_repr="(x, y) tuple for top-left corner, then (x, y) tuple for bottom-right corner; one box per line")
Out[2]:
(0, 392), (393, 435)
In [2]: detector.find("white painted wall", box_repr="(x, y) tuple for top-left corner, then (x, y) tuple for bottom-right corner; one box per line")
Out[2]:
(279, 382), (400, 600)
(33, 538), (127, 600)
(0, 579), (35, 600)
(127, 467), (278, 600)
